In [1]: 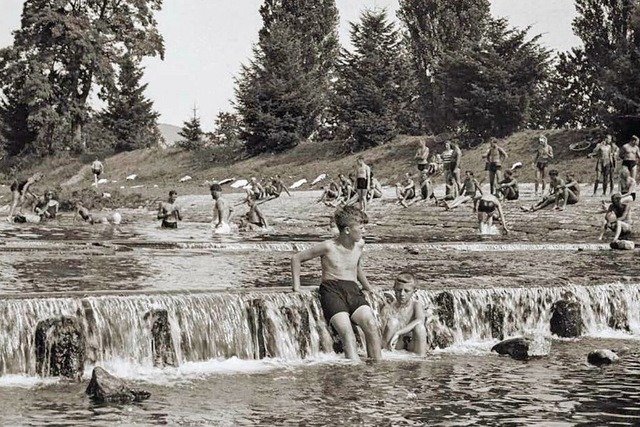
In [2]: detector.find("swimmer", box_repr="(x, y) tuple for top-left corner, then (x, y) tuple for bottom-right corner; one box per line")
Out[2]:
(485, 138), (508, 195)
(415, 138), (430, 172)
(589, 135), (615, 196)
(7, 172), (43, 222)
(599, 193), (633, 242)
(368, 176), (383, 200)
(265, 175), (291, 198)
(91, 158), (104, 186)
(619, 168), (637, 205)
(246, 177), (265, 200)
(34, 190), (59, 221)
(380, 273), (427, 356)
(211, 182), (233, 233)
(555, 172), (580, 210)
(441, 142), (462, 196)
(240, 196), (268, 230)
(534, 135), (553, 195)
(521, 169), (563, 212)
(396, 173), (416, 208)
(418, 170), (434, 201)
(619, 135), (640, 181)
(355, 156), (372, 212)
(291, 205), (382, 361)
(318, 178), (342, 206)
(74, 201), (94, 223)
(476, 193), (509, 235)
(157, 190), (182, 229)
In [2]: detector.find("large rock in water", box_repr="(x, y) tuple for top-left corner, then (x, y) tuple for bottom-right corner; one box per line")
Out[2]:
(550, 298), (583, 338)
(86, 367), (150, 403)
(144, 309), (178, 367)
(587, 349), (620, 366)
(35, 316), (86, 380)
(491, 335), (551, 361)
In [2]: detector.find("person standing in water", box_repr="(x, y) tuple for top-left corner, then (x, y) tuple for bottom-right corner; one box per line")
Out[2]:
(157, 190), (182, 228)
(7, 172), (43, 222)
(211, 182), (233, 233)
(533, 135), (553, 196)
(91, 159), (104, 186)
(291, 205), (382, 361)
(476, 193), (510, 235)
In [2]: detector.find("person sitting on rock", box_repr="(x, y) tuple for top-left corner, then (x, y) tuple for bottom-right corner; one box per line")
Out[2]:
(318, 178), (342, 206)
(619, 167), (637, 205)
(368, 176), (383, 200)
(338, 173), (356, 205)
(265, 175), (291, 199)
(396, 173), (416, 208)
(521, 169), (563, 212)
(497, 170), (519, 201)
(380, 272), (427, 356)
(444, 170), (481, 210)
(246, 177), (266, 201)
(599, 193), (633, 242)
(554, 172), (580, 211)
(418, 169), (434, 202)
(34, 190), (59, 221)
(74, 201), (94, 223)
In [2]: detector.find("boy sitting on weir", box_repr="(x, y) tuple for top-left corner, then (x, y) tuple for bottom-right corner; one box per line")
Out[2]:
(380, 272), (427, 356)
(291, 205), (382, 361)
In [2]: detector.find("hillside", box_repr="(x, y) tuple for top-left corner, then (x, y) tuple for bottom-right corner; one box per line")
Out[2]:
(5, 129), (604, 204)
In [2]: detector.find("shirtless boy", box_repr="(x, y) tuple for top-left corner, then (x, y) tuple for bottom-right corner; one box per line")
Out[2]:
(291, 206), (382, 360)
(589, 135), (615, 196)
(74, 201), (94, 223)
(418, 169), (434, 201)
(91, 159), (104, 186)
(555, 172), (580, 211)
(355, 157), (372, 212)
(445, 170), (480, 210)
(522, 169), (563, 212)
(396, 173), (416, 208)
(319, 178), (342, 206)
(485, 139), (508, 195)
(497, 170), (519, 201)
(246, 177), (265, 200)
(599, 193), (633, 242)
(534, 135), (553, 195)
(619, 167), (637, 204)
(211, 182), (234, 232)
(619, 135), (640, 180)
(157, 190), (182, 228)
(477, 193), (510, 234)
(34, 190), (59, 221)
(415, 139), (430, 172)
(380, 273), (427, 356)
(241, 196), (268, 230)
(265, 175), (291, 198)
(7, 172), (43, 222)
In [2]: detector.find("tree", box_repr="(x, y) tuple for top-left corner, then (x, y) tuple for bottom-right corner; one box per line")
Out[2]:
(436, 19), (550, 138)
(178, 107), (204, 151)
(235, 0), (339, 155)
(211, 112), (241, 146)
(335, 9), (414, 150)
(398, 0), (491, 133)
(0, 0), (164, 155)
(101, 56), (161, 152)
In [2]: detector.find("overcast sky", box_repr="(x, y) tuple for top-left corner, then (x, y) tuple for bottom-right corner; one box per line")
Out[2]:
(0, 1), (580, 130)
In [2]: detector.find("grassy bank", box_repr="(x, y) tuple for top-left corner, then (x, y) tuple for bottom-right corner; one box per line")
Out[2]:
(3, 128), (603, 208)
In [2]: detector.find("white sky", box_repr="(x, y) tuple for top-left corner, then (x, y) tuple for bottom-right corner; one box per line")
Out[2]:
(0, 1), (580, 130)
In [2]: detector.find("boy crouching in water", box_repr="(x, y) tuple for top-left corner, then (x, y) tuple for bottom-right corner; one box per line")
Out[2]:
(291, 205), (382, 361)
(380, 273), (427, 356)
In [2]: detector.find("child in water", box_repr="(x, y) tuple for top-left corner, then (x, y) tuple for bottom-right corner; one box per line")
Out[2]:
(380, 273), (427, 356)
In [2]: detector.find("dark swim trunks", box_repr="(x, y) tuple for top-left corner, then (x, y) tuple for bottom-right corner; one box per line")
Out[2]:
(319, 280), (369, 322)
(485, 162), (502, 173)
(477, 199), (496, 213)
(623, 159), (637, 170)
(417, 163), (427, 171)
(92, 169), (102, 177)
(10, 180), (27, 194)
(536, 161), (547, 170)
(356, 178), (368, 190)
(161, 220), (178, 229)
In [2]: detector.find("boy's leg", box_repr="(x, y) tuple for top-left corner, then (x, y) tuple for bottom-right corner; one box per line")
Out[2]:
(329, 312), (359, 360)
(410, 323), (427, 356)
(350, 305), (382, 360)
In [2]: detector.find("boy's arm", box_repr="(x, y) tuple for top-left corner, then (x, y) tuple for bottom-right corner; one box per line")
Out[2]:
(157, 203), (166, 220)
(291, 242), (329, 292)
(499, 147), (508, 159)
(549, 146), (554, 159)
(357, 257), (374, 292)
(175, 206), (182, 221)
(283, 182), (291, 196)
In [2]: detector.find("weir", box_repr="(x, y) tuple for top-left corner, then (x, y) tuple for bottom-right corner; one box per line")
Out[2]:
(1, 283), (638, 376)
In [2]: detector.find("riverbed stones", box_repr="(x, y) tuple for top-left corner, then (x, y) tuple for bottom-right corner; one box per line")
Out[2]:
(550, 297), (583, 338)
(86, 366), (150, 403)
(492, 337), (531, 360)
(587, 349), (619, 366)
(144, 309), (178, 367)
(35, 316), (86, 380)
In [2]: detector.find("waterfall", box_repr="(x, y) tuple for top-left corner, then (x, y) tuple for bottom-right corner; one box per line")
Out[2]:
(1, 283), (638, 376)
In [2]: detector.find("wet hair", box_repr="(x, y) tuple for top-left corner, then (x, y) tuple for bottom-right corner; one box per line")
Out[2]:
(209, 182), (222, 192)
(169, 190), (178, 197)
(394, 272), (416, 288)
(334, 205), (368, 231)
(549, 169), (559, 176)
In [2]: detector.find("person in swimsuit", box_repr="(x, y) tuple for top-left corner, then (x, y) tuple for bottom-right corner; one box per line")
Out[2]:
(246, 177), (265, 201)
(476, 193), (510, 234)
(91, 159), (104, 187)
(619, 167), (637, 204)
(396, 173), (416, 208)
(291, 205), (382, 361)
(338, 173), (356, 205)
(74, 201), (94, 224)
(415, 138), (430, 172)
(619, 135), (640, 181)
(441, 142), (462, 198)
(534, 135), (553, 196)
(157, 190), (182, 228)
(380, 272), (427, 356)
(555, 172), (580, 210)
(265, 175), (291, 199)
(418, 169), (434, 201)
(522, 169), (564, 212)
(599, 193), (632, 242)
(7, 172), (43, 222)
(211, 182), (234, 233)
(355, 157), (372, 212)
(319, 178), (342, 206)
(444, 170), (481, 210)
(240, 196), (268, 230)
(485, 138), (508, 195)
(589, 135), (615, 196)
(34, 190), (59, 221)
(497, 170), (519, 201)
(367, 176), (383, 200)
